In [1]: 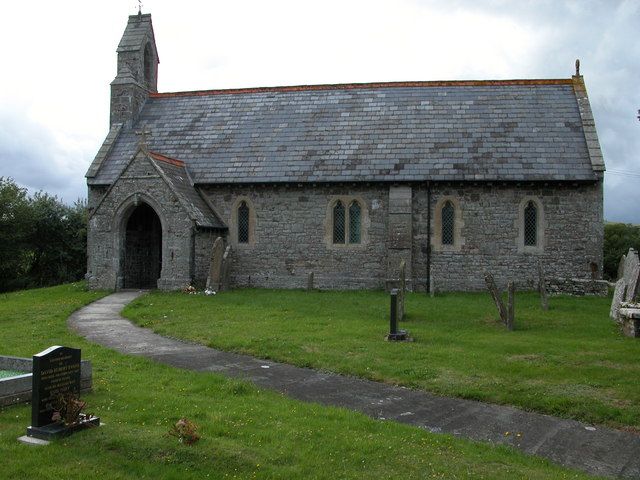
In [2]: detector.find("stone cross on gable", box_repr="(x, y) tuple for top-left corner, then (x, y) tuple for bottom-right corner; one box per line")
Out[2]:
(135, 126), (152, 149)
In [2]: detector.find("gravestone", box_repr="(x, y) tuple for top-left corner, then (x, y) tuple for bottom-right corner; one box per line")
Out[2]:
(26, 346), (99, 441)
(484, 273), (508, 326)
(617, 254), (627, 281)
(220, 245), (232, 291)
(610, 279), (627, 320)
(610, 249), (640, 339)
(30, 346), (81, 429)
(622, 248), (640, 303)
(205, 237), (225, 291)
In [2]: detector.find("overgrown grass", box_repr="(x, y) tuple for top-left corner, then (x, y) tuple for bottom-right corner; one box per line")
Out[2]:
(0, 284), (600, 479)
(123, 289), (640, 430)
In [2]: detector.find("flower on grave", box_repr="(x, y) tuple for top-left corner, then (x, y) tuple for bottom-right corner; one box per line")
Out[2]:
(167, 417), (201, 446)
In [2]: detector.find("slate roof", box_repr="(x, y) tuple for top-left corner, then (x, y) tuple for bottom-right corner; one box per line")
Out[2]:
(146, 152), (224, 229)
(88, 79), (602, 185)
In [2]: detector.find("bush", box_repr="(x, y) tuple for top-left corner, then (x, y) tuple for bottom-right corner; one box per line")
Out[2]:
(0, 177), (87, 292)
(603, 222), (640, 280)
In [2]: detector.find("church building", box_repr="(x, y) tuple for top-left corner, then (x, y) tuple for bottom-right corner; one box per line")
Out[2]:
(86, 13), (605, 292)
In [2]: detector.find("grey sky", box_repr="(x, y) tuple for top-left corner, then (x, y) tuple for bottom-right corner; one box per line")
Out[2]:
(0, 0), (638, 221)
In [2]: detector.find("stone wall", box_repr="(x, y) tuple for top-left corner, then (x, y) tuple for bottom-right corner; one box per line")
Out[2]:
(412, 182), (603, 292)
(193, 229), (220, 287)
(546, 278), (609, 296)
(86, 151), (196, 290)
(87, 178), (603, 293)
(201, 184), (389, 290)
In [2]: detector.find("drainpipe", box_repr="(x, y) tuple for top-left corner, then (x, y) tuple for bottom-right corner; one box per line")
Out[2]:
(190, 225), (196, 284)
(426, 181), (431, 294)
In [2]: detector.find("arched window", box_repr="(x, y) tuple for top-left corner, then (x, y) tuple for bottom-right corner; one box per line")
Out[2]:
(348, 201), (361, 244)
(238, 201), (250, 244)
(330, 197), (366, 246)
(333, 201), (345, 244)
(441, 201), (455, 245)
(434, 197), (462, 252)
(524, 201), (537, 246)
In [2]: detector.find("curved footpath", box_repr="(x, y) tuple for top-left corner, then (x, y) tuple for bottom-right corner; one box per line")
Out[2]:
(69, 291), (640, 479)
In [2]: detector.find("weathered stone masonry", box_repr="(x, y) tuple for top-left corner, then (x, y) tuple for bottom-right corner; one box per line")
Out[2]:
(200, 184), (388, 290)
(85, 13), (606, 293)
(87, 151), (223, 290)
(414, 182), (603, 292)
(194, 181), (602, 292)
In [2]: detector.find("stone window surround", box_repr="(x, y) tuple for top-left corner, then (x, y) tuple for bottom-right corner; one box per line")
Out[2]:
(516, 196), (545, 254)
(325, 196), (369, 248)
(229, 196), (257, 247)
(432, 196), (464, 252)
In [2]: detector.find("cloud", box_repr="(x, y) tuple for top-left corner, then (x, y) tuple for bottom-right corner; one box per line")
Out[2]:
(0, 0), (638, 222)
(0, 107), (89, 203)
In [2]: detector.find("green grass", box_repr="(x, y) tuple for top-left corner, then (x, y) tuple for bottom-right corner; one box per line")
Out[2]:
(0, 284), (600, 479)
(123, 289), (640, 430)
(0, 370), (24, 379)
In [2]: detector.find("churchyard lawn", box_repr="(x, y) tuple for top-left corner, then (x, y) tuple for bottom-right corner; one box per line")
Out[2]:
(124, 289), (640, 431)
(0, 284), (596, 479)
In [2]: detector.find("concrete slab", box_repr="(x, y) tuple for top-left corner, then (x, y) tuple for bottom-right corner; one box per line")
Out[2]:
(17, 435), (49, 446)
(68, 291), (640, 479)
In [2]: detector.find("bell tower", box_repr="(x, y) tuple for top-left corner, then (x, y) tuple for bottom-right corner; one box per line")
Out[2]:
(110, 12), (159, 127)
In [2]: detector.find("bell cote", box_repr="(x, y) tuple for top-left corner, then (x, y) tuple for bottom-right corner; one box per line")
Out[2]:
(110, 13), (160, 127)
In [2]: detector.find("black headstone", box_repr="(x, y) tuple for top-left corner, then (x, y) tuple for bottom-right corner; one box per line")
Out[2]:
(31, 346), (81, 428)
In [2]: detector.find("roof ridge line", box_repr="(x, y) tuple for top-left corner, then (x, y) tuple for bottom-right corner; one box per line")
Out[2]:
(150, 79), (574, 98)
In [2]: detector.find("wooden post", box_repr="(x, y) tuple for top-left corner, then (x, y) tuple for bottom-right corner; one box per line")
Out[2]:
(507, 281), (515, 331)
(484, 273), (508, 326)
(307, 272), (314, 291)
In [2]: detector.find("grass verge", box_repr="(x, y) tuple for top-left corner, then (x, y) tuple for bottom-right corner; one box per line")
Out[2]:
(0, 283), (601, 479)
(123, 289), (640, 430)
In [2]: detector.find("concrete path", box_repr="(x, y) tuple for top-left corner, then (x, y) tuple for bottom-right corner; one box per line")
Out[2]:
(69, 291), (640, 479)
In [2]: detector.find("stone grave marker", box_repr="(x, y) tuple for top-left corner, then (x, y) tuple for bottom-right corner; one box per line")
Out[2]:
(26, 346), (99, 441)
(610, 279), (627, 320)
(31, 346), (81, 429)
(622, 248), (640, 302)
(625, 266), (639, 303)
(206, 236), (225, 291)
(220, 245), (232, 291)
(617, 254), (626, 280)
(484, 273), (508, 326)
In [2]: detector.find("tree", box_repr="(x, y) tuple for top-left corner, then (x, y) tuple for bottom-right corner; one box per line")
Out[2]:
(603, 222), (640, 280)
(0, 178), (32, 290)
(0, 178), (87, 292)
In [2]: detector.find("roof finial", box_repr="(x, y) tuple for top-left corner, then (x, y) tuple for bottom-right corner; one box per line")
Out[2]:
(575, 58), (580, 76)
(138, 0), (142, 17)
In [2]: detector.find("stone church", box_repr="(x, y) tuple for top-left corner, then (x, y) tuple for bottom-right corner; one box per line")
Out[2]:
(86, 13), (605, 292)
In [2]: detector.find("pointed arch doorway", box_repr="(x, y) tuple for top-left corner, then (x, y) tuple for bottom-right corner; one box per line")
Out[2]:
(122, 203), (162, 288)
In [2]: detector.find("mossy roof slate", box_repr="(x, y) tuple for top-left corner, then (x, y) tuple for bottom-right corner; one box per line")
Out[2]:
(89, 80), (600, 185)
